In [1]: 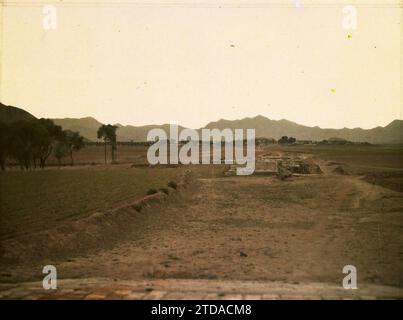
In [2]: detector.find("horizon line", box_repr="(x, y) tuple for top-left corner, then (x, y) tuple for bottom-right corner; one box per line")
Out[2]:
(1, 101), (401, 131)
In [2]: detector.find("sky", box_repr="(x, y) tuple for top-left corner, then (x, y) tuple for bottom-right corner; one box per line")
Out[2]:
(0, 0), (402, 129)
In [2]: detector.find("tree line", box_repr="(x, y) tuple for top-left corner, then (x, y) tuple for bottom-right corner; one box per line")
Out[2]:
(0, 120), (120, 170)
(0, 118), (85, 170)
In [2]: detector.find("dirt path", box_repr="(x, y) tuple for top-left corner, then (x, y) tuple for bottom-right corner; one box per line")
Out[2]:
(1, 162), (402, 299)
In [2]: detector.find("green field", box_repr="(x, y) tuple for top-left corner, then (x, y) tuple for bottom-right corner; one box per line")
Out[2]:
(0, 166), (184, 239)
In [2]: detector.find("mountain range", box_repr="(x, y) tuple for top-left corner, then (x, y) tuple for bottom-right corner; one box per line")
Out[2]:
(0, 102), (401, 144)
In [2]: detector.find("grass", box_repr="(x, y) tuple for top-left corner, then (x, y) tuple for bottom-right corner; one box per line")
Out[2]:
(0, 166), (183, 239)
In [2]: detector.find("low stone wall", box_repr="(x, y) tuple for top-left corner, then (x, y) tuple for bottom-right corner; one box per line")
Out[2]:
(224, 156), (322, 178)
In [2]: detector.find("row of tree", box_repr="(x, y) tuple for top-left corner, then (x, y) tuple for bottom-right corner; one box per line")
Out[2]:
(0, 119), (84, 170)
(0, 120), (120, 170)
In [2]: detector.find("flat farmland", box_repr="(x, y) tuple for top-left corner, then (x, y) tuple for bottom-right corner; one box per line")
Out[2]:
(0, 165), (184, 240)
(280, 144), (403, 192)
(288, 144), (402, 172)
(46, 144), (150, 166)
(0, 144), (402, 297)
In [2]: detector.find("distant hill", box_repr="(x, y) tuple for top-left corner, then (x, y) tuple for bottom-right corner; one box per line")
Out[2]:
(204, 116), (402, 144)
(0, 102), (36, 124)
(54, 115), (401, 144)
(52, 117), (103, 141)
(52, 117), (187, 142)
(1, 102), (401, 144)
(115, 124), (188, 142)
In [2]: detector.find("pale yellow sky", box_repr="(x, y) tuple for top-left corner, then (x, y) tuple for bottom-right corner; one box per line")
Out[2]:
(0, 0), (402, 129)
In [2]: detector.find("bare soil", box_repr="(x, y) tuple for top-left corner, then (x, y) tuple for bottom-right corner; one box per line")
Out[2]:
(1, 151), (401, 289)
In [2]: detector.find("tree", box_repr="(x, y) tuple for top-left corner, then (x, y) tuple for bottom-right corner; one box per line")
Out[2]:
(35, 119), (64, 169)
(65, 130), (84, 166)
(53, 141), (69, 167)
(288, 137), (296, 144)
(7, 120), (41, 170)
(97, 124), (118, 164)
(278, 136), (296, 145)
(7, 119), (64, 170)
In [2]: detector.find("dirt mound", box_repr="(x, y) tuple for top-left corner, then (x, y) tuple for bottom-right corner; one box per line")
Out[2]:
(0, 195), (169, 265)
(327, 161), (344, 166)
(333, 166), (349, 175)
(277, 166), (292, 180)
(296, 161), (322, 174)
(281, 160), (322, 175)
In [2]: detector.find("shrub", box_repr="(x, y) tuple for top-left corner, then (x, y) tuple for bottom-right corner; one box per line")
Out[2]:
(278, 136), (296, 145)
(147, 188), (158, 195)
(168, 181), (177, 190)
(132, 203), (142, 212)
(159, 187), (169, 195)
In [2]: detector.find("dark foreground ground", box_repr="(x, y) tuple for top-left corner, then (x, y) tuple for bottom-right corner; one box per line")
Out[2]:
(0, 145), (402, 299)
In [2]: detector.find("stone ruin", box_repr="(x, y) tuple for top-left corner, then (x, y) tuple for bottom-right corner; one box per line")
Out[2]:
(225, 152), (322, 179)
